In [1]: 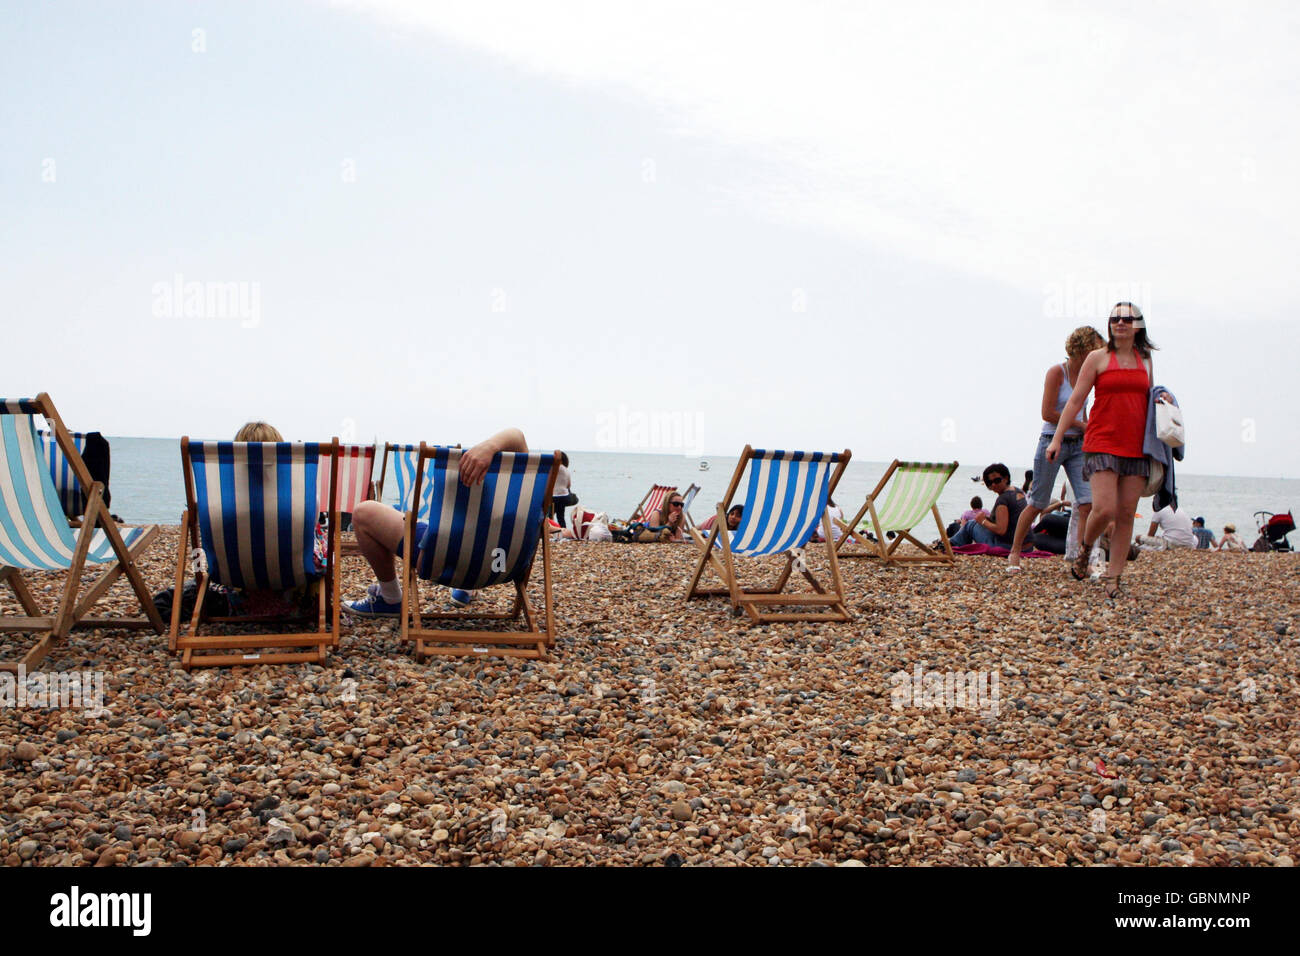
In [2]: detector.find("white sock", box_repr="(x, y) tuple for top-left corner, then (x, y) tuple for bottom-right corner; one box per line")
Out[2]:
(377, 578), (401, 603)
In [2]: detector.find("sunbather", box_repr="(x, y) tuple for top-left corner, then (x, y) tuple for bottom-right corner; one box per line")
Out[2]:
(343, 427), (528, 615)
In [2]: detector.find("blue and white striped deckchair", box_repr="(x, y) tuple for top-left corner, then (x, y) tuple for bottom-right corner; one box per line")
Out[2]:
(37, 428), (88, 519)
(0, 394), (163, 672)
(399, 444), (558, 660)
(836, 460), (959, 564)
(686, 445), (852, 624)
(170, 437), (341, 669)
(378, 442), (458, 522)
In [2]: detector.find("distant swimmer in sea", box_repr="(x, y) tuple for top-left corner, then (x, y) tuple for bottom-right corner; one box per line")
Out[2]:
(1007, 326), (1103, 572)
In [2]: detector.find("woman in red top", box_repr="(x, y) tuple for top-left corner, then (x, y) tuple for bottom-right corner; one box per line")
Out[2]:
(1046, 302), (1157, 598)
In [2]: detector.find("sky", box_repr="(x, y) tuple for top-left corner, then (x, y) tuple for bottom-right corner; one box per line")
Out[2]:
(2, 0), (1298, 477)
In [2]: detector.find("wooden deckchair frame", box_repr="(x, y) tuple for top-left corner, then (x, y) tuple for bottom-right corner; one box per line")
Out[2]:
(628, 483), (677, 524)
(685, 445), (852, 624)
(169, 439), (341, 669)
(835, 459), (958, 565)
(400, 444), (560, 661)
(0, 393), (164, 673)
(680, 482), (701, 528)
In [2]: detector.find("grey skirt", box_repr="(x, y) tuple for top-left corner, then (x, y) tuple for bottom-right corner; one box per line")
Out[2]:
(1082, 452), (1150, 480)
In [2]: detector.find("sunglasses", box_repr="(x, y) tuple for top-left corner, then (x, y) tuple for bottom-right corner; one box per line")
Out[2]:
(1110, 316), (1137, 325)
(670, 501), (683, 507)
(985, 477), (1005, 488)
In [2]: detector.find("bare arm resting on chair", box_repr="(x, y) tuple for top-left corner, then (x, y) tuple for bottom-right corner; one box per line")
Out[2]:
(460, 428), (528, 485)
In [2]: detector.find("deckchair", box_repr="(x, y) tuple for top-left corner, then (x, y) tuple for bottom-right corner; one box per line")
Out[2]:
(680, 482), (701, 528)
(320, 443), (375, 519)
(321, 442), (375, 556)
(170, 438), (340, 669)
(686, 446), (852, 624)
(400, 444), (558, 660)
(0, 394), (163, 671)
(377, 442), (458, 522)
(628, 483), (676, 524)
(835, 460), (959, 564)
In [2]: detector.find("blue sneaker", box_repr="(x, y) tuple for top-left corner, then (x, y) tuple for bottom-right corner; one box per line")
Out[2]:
(449, 588), (476, 607)
(344, 584), (402, 617)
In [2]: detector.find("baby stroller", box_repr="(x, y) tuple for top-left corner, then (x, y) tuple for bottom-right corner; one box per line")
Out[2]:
(1252, 510), (1295, 552)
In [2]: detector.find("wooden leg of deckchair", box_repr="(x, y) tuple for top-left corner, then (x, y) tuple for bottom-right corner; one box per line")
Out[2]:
(686, 522), (726, 599)
(867, 499), (892, 565)
(70, 525), (161, 624)
(1, 567), (43, 618)
(52, 486), (102, 638)
(84, 491), (165, 635)
(541, 520), (555, 649)
(836, 498), (875, 557)
(330, 517), (342, 648)
(180, 575), (211, 669)
(823, 510), (850, 615)
(169, 512), (191, 652)
(934, 504), (956, 563)
(716, 519), (742, 616)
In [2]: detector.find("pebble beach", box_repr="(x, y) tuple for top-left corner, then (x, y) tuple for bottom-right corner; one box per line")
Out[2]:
(2, 529), (1298, 867)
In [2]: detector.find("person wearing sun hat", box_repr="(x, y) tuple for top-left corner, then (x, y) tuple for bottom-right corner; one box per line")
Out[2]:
(1045, 302), (1165, 599)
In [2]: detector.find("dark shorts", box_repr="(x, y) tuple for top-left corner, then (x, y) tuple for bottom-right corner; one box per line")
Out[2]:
(395, 521), (428, 559)
(1082, 453), (1149, 480)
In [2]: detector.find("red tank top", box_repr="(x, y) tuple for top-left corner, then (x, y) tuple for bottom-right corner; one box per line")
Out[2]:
(1083, 350), (1149, 458)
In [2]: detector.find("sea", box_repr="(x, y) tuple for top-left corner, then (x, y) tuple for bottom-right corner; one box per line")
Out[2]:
(103, 438), (1297, 544)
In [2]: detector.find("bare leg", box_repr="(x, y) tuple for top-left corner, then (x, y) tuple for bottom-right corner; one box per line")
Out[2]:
(1105, 475), (1147, 590)
(1083, 472), (1117, 549)
(351, 500), (407, 582)
(1007, 504), (1042, 568)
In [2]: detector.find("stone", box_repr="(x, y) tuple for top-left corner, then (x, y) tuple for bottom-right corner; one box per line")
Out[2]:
(670, 800), (693, 822)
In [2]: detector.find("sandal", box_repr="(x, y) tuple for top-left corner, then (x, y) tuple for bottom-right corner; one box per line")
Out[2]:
(1070, 548), (1091, 580)
(1104, 576), (1123, 600)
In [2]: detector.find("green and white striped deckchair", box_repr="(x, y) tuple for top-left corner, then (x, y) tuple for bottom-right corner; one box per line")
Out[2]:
(836, 460), (959, 564)
(0, 394), (164, 671)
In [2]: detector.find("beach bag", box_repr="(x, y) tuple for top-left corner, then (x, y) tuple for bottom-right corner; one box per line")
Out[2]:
(1141, 459), (1164, 498)
(1155, 396), (1184, 448)
(586, 512), (612, 543)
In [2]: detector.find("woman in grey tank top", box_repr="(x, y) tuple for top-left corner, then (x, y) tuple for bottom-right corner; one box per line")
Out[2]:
(1007, 326), (1105, 569)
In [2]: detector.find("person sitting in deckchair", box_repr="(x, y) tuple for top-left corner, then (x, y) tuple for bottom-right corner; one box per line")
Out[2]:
(343, 427), (528, 616)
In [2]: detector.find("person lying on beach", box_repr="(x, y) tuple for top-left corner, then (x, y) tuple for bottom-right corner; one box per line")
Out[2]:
(642, 490), (689, 541)
(699, 504), (744, 533)
(342, 427), (528, 616)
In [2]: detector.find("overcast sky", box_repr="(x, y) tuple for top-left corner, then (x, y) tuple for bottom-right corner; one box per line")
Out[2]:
(3, 1), (1297, 477)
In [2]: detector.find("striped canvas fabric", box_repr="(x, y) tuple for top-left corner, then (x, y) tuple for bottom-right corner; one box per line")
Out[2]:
(319, 443), (374, 516)
(0, 413), (141, 571)
(37, 429), (88, 518)
(639, 485), (676, 522)
(186, 441), (323, 590)
(388, 444), (440, 522)
(681, 483), (699, 513)
(728, 450), (841, 557)
(415, 447), (554, 590)
(869, 462), (958, 532)
(570, 508), (596, 540)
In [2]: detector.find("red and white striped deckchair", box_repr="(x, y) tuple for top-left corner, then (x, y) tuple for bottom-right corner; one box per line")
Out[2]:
(318, 443), (375, 517)
(629, 484), (677, 524)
